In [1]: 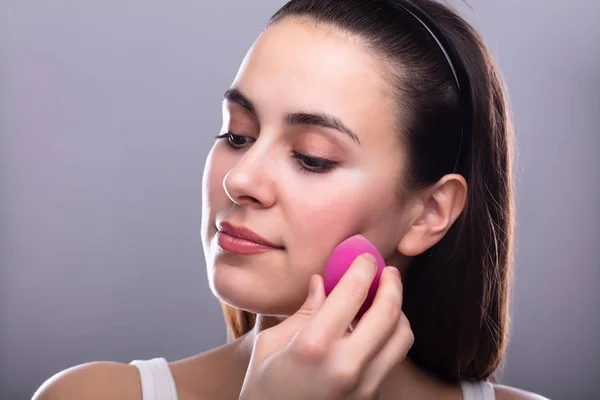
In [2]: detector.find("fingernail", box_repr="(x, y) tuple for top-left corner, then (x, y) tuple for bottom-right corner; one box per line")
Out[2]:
(359, 253), (376, 265)
(387, 266), (400, 277)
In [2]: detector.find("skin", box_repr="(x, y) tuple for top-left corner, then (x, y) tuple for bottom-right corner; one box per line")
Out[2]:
(33, 18), (548, 400)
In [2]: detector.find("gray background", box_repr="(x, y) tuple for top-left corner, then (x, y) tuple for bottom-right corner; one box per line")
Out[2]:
(1, 1), (599, 399)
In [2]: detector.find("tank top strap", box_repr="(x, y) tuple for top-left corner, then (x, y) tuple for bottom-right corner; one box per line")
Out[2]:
(130, 357), (178, 400)
(461, 380), (496, 400)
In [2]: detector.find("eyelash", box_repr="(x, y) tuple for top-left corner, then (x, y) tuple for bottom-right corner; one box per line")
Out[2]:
(214, 132), (338, 174)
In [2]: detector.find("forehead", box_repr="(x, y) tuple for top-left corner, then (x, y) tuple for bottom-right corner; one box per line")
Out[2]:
(230, 18), (398, 145)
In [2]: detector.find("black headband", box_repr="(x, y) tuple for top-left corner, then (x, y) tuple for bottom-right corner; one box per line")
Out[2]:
(394, 0), (471, 172)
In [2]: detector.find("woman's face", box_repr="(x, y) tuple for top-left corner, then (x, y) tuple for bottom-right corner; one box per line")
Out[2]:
(201, 19), (415, 316)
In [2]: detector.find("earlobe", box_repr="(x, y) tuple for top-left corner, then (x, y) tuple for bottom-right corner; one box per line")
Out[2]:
(396, 174), (467, 257)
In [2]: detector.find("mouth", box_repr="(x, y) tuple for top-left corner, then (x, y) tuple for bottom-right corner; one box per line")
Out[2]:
(216, 221), (284, 254)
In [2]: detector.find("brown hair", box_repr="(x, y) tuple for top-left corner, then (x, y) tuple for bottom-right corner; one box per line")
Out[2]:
(221, 0), (514, 384)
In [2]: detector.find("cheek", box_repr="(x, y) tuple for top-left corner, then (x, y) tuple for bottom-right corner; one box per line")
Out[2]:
(283, 181), (376, 275)
(201, 146), (235, 251)
(202, 147), (232, 210)
(281, 167), (404, 278)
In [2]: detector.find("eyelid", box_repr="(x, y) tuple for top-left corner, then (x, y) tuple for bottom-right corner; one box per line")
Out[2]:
(293, 135), (343, 160)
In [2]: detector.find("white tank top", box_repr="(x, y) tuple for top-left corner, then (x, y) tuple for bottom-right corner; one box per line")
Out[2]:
(131, 358), (496, 400)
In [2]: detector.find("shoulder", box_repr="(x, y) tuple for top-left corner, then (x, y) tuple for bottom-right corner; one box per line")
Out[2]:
(494, 384), (551, 400)
(32, 361), (142, 400)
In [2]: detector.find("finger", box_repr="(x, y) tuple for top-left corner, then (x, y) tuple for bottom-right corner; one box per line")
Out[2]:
(343, 266), (403, 365)
(296, 274), (327, 317)
(357, 313), (414, 394)
(272, 274), (327, 344)
(303, 253), (378, 342)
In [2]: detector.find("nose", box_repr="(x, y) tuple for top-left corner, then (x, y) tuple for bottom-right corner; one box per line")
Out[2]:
(222, 143), (277, 209)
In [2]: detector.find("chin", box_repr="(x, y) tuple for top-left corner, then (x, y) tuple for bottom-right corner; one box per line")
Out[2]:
(209, 259), (304, 316)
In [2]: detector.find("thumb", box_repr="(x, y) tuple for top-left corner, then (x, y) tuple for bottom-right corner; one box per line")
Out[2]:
(298, 274), (327, 316)
(272, 274), (326, 340)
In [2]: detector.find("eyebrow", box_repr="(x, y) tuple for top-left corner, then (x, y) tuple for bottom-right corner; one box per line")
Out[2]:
(223, 88), (361, 145)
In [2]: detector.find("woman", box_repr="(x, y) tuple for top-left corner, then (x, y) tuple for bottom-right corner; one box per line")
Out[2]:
(34, 0), (549, 399)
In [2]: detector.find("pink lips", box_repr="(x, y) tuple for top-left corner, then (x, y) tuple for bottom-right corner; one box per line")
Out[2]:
(217, 222), (283, 255)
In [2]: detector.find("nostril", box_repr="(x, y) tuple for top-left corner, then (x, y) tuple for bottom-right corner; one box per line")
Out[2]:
(239, 195), (260, 205)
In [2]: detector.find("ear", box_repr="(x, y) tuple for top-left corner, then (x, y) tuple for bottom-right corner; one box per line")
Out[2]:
(397, 174), (468, 257)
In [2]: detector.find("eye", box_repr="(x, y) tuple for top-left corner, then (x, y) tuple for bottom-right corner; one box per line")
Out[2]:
(292, 152), (338, 174)
(214, 133), (337, 174)
(214, 132), (254, 149)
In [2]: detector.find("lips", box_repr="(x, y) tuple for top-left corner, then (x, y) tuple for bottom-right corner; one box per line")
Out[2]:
(217, 221), (283, 249)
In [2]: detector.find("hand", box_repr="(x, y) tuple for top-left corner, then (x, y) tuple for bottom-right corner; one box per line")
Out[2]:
(239, 254), (414, 400)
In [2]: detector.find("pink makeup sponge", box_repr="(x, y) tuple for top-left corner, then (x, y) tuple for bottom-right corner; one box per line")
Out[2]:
(323, 234), (387, 318)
